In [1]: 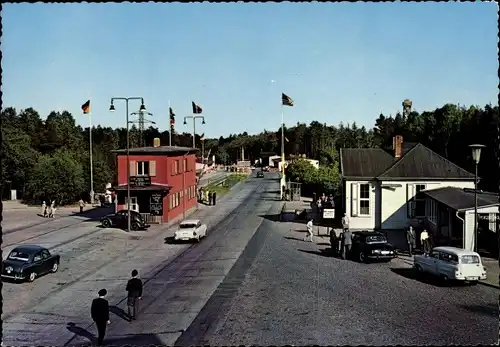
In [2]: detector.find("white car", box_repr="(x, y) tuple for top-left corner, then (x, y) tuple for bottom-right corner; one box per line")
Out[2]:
(413, 246), (487, 285)
(174, 219), (207, 242)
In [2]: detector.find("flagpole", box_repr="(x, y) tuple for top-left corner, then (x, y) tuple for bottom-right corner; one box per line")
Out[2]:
(281, 104), (286, 198)
(89, 112), (94, 205)
(168, 100), (172, 146)
(202, 139), (205, 161)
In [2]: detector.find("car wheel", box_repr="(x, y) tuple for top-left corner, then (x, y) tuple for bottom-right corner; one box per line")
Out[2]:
(102, 219), (111, 228)
(415, 264), (424, 275)
(131, 222), (139, 231)
(28, 272), (37, 282)
(51, 262), (59, 273)
(359, 252), (366, 263)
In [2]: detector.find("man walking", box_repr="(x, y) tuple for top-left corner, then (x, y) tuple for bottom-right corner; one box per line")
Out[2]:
(420, 229), (430, 254)
(342, 228), (353, 260)
(79, 199), (85, 213)
(304, 218), (314, 242)
(126, 269), (143, 320)
(91, 289), (110, 346)
(407, 226), (416, 256)
(208, 191), (213, 206)
(212, 191), (217, 206)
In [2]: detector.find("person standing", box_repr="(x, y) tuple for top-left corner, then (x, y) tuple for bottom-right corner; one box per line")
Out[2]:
(330, 229), (338, 256)
(420, 229), (430, 254)
(304, 218), (314, 242)
(79, 199), (85, 213)
(406, 226), (416, 256)
(212, 191), (217, 206)
(207, 191), (213, 206)
(126, 269), (143, 320)
(342, 228), (353, 260)
(41, 201), (47, 217)
(91, 289), (110, 346)
(205, 190), (210, 204)
(341, 213), (350, 232)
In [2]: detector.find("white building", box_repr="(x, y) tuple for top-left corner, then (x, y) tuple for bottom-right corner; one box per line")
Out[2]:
(339, 136), (497, 252)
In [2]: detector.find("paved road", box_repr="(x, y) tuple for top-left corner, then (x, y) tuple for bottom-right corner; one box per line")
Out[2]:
(198, 170), (231, 187)
(176, 197), (498, 345)
(2, 173), (277, 346)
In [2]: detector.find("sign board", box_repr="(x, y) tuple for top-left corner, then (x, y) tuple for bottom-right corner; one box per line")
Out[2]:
(150, 193), (163, 216)
(130, 176), (151, 187)
(478, 214), (500, 222)
(323, 208), (335, 219)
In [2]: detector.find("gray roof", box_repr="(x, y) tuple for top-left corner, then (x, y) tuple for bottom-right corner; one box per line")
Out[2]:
(113, 145), (198, 155)
(421, 187), (499, 211)
(377, 144), (475, 180)
(340, 148), (395, 179)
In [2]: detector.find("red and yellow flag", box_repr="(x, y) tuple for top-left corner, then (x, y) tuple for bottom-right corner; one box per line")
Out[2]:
(81, 100), (90, 114)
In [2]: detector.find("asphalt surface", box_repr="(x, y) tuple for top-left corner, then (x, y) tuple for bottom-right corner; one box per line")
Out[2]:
(178, 214), (498, 345)
(2, 170), (277, 346)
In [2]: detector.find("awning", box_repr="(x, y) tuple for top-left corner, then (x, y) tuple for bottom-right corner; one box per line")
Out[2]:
(111, 184), (171, 192)
(420, 187), (499, 211)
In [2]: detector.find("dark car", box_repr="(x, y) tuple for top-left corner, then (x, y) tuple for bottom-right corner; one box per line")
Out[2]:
(101, 210), (150, 231)
(350, 231), (397, 263)
(2, 245), (60, 282)
(257, 171), (264, 178)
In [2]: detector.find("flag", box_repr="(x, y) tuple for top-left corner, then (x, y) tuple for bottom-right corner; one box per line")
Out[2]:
(200, 133), (205, 141)
(282, 93), (294, 107)
(169, 107), (175, 126)
(192, 101), (202, 114)
(81, 100), (90, 114)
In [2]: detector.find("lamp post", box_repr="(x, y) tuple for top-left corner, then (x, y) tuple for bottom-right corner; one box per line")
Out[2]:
(469, 144), (486, 252)
(183, 115), (205, 149)
(110, 97), (147, 233)
(182, 151), (190, 220)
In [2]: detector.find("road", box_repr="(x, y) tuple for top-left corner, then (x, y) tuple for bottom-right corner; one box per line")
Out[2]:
(2, 170), (276, 346)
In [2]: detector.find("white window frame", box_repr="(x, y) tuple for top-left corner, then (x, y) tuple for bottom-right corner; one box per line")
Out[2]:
(137, 161), (150, 176)
(428, 199), (437, 224)
(358, 183), (370, 216)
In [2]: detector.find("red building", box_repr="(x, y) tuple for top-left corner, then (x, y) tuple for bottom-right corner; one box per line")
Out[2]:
(112, 139), (198, 224)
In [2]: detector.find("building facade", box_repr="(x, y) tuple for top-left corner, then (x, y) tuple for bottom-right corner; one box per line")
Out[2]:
(112, 140), (198, 224)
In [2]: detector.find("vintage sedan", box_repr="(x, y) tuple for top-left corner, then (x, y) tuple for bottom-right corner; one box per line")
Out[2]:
(174, 219), (207, 242)
(350, 231), (397, 263)
(2, 245), (60, 282)
(413, 246), (487, 285)
(101, 210), (150, 231)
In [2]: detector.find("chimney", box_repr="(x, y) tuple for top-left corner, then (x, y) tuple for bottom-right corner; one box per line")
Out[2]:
(393, 135), (403, 159)
(153, 138), (160, 148)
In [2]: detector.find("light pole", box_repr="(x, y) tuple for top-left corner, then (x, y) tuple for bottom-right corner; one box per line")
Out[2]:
(183, 115), (205, 149)
(110, 97), (147, 233)
(469, 144), (485, 252)
(182, 151), (190, 220)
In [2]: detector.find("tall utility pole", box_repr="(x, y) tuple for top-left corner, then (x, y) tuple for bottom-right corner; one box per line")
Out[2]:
(130, 110), (154, 147)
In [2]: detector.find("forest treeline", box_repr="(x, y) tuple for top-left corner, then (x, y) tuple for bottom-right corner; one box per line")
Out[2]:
(1, 103), (498, 204)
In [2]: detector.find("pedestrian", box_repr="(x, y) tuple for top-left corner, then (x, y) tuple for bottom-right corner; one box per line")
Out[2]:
(330, 229), (338, 256)
(304, 218), (314, 242)
(420, 229), (430, 254)
(205, 190), (209, 204)
(79, 199), (85, 213)
(41, 201), (47, 218)
(91, 289), (110, 346)
(341, 213), (350, 232)
(407, 226), (416, 256)
(342, 228), (353, 260)
(126, 269), (143, 320)
(208, 191), (213, 206)
(49, 200), (56, 218)
(212, 191), (217, 206)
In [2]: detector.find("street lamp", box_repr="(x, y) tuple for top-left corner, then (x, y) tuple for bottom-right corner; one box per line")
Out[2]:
(183, 115), (206, 149)
(110, 97), (147, 233)
(469, 144), (486, 252)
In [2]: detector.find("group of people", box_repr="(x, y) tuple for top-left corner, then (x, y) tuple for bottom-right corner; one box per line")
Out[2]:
(40, 200), (57, 218)
(197, 187), (217, 206)
(328, 213), (352, 259)
(90, 269), (143, 346)
(313, 192), (335, 211)
(406, 226), (433, 256)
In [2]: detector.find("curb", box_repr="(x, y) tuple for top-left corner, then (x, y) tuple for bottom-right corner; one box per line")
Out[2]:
(478, 281), (500, 289)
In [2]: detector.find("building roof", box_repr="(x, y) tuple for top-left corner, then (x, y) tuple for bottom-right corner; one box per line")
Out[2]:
(421, 187), (499, 211)
(377, 144), (475, 181)
(340, 148), (395, 179)
(112, 184), (171, 192)
(113, 145), (198, 155)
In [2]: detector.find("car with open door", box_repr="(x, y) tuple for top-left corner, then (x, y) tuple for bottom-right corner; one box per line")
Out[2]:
(100, 209), (150, 231)
(2, 245), (60, 282)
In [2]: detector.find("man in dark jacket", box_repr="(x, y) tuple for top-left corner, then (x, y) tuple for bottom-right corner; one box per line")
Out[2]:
(126, 269), (143, 320)
(342, 229), (353, 260)
(91, 289), (110, 346)
(212, 191), (217, 206)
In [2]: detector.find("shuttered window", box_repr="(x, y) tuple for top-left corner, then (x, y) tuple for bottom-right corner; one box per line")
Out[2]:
(171, 161), (175, 176)
(351, 183), (358, 217)
(129, 160), (137, 176)
(149, 160), (156, 177)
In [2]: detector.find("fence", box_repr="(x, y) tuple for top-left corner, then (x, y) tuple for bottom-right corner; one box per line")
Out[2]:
(140, 213), (163, 224)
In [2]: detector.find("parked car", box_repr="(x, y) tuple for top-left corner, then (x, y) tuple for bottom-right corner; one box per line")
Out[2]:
(413, 246), (487, 285)
(2, 245), (60, 282)
(257, 171), (264, 178)
(100, 210), (150, 231)
(174, 219), (207, 242)
(350, 231), (397, 263)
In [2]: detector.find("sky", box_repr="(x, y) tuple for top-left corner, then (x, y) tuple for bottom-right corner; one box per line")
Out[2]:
(2, 2), (498, 138)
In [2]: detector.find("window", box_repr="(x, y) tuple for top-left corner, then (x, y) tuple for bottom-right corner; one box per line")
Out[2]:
(439, 252), (458, 263)
(169, 192), (181, 210)
(414, 184), (426, 217)
(33, 253), (42, 262)
(460, 255), (480, 264)
(171, 160), (179, 176)
(359, 184), (370, 215)
(428, 199), (437, 224)
(137, 161), (150, 176)
(41, 250), (51, 259)
(183, 158), (187, 172)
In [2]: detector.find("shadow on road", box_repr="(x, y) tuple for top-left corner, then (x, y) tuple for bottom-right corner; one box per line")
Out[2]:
(458, 303), (498, 318)
(317, 242), (330, 246)
(284, 236), (305, 242)
(390, 268), (446, 286)
(298, 248), (332, 257)
(259, 213), (282, 222)
(78, 206), (115, 222)
(109, 305), (131, 322)
(70, 331), (174, 347)
(66, 322), (95, 345)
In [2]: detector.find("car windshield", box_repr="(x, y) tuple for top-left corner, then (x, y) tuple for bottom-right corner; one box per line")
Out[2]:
(8, 250), (31, 262)
(460, 255), (480, 264)
(365, 235), (387, 244)
(180, 223), (197, 229)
